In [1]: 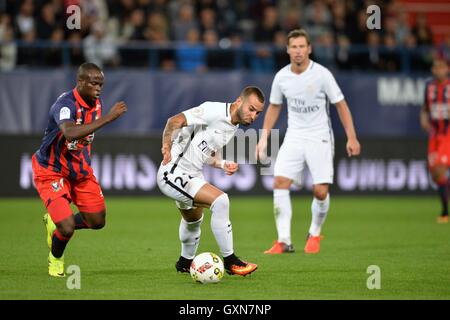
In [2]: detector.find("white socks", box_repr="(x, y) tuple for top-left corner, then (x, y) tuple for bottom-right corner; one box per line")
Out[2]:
(210, 193), (233, 257)
(274, 189), (293, 245)
(179, 215), (203, 259)
(309, 194), (330, 237)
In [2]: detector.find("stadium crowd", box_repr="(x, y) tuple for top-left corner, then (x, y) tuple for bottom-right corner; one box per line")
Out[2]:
(0, 0), (446, 72)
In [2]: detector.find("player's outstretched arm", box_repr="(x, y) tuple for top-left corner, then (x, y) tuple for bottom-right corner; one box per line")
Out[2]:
(420, 104), (431, 133)
(161, 113), (187, 165)
(256, 103), (282, 161)
(335, 100), (361, 157)
(60, 101), (127, 141)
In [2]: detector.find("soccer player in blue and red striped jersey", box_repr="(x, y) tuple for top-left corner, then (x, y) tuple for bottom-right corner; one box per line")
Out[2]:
(421, 57), (450, 224)
(32, 62), (127, 277)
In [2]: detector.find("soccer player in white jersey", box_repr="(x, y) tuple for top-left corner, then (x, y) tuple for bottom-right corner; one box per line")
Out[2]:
(157, 86), (265, 276)
(256, 29), (361, 254)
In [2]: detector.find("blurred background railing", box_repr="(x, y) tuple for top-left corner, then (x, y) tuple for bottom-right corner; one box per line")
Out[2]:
(0, 40), (436, 74)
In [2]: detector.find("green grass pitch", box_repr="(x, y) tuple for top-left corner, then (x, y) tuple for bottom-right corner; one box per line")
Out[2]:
(0, 196), (449, 300)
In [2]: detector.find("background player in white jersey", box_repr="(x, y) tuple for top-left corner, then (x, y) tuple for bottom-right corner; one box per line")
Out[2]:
(157, 86), (265, 276)
(256, 29), (361, 255)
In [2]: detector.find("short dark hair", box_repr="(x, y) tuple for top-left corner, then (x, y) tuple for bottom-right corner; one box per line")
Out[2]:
(77, 62), (102, 80)
(287, 29), (311, 46)
(240, 86), (265, 103)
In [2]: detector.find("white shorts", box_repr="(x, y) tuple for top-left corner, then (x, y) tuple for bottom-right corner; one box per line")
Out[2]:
(273, 138), (334, 186)
(157, 163), (207, 210)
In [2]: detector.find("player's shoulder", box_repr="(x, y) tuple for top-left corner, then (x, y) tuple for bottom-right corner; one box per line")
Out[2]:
(184, 101), (227, 120)
(52, 90), (76, 110)
(200, 101), (228, 115)
(274, 64), (292, 78)
(310, 60), (333, 76)
(200, 101), (225, 108)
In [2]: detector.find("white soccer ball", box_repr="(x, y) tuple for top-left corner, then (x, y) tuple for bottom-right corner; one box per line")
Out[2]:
(190, 252), (224, 284)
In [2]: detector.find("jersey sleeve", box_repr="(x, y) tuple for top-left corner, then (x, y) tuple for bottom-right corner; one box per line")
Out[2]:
(323, 68), (345, 104)
(269, 72), (283, 105)
(51, 98), (76, 126)
(183, 102), (223, 126)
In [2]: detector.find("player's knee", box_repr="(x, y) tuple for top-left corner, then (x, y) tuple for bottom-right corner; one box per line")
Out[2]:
(211, 193), (229, 212)
(90, 215), (106, 230)
(273, 177), (291, 189)
(431, 167), (447, 184)
(313, 189), (328, 201)
(90, 220), (105, 230)
(83, 211), (106, 230)
(57, 221), (75, 238)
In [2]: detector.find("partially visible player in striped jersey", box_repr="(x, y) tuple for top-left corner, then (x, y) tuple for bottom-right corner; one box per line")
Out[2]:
(256, 29), (361, 254)
(157, 86), (265, 276)
(420, 57), (450, 224)
(32, 63), (127, 277)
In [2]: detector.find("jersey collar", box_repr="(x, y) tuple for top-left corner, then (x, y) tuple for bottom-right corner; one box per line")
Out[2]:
(73, 88), (98, 110)
(290, 59), (314, 75)
(226, 103), (239, 128)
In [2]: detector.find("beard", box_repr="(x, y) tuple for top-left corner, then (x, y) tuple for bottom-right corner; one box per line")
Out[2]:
(237, 103), (250, 126)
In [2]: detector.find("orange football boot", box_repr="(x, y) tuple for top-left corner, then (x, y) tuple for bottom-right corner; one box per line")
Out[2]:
(304, 234), (322, 254)
(264, 240), (295, 254)
(437, 216), (449, 224)
(225, 257), (257, 276)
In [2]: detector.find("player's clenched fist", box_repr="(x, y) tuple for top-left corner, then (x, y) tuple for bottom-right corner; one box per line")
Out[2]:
(223, 161), (239, 175)
(107, 101), (127, 122)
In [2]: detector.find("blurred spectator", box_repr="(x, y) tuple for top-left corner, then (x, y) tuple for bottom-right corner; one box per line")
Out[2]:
(67, 31), (84, 66)
(395, 10), (410, 45)
(412, 13), (433, 46)
(277, 0), (303, 32)
(198, 8), (218, 37)
(42, 27), (64, 66)
(119, 9), (147, 67)
(304, 0), (332, 45)
(366, 31), (382, 70)
(83, 22), (119, 68)
(145, 11), (170, 42)
(128, 9), (147, 41)
(172, 3), (198, 41)
(254, 6), (281, 43)
(281, 9), (302, 33)
(0, 24), (16, 70)
(176, 27), (206, 72)
(251, 6), (280, 72)
(438, 34), (450, 64)
(15, 0), (34, 38)
(36, 2), (57, 39)
(380, 33), (400, 72)
(273, 30), (289, 70)
(144, 11), (175, 70)
(17, 29), (40, 66)
(80, 0), (109, 35)
(335, 34), (351, 70)
(204, 29), (234, 70)
(330, 0), (350, 38)
(405, 32), (431, 72)
(0, 0), (440, 73)
(314, 31), (336, 69)
(348, 9), (368, 44)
